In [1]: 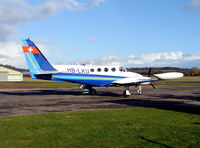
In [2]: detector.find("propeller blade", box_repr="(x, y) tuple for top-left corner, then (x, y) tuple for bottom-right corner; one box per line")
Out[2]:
(150, 83), (156, 89)
(148, 67), (152, 77)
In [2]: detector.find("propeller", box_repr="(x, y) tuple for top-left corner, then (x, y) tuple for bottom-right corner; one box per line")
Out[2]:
(148, 67), (151, 77)
(147, 67), (156, 89)
(150, 83), (156, 89)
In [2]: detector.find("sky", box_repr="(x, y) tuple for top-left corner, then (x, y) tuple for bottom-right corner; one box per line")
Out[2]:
(0, 0), (200, 68)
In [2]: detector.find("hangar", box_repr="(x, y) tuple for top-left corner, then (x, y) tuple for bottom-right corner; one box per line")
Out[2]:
(0, 67), (23, 82)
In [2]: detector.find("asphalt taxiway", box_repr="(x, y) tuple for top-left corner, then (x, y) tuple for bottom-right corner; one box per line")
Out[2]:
(0, 85), (199, 117)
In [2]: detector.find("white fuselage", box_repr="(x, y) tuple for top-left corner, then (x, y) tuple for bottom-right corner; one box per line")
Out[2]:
(53, 64), (144, 78)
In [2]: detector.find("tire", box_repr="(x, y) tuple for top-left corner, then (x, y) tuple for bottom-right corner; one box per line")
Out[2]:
(90, 89), (96, 95)
(137, 89), (142, 95)
(123, 90), (130, 97)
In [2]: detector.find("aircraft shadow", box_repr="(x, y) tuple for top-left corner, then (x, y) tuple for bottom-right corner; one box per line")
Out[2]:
(147, 94), (200, 102)
(0, 89), (82, 96)
(0, 89), (199, 115)
(103, 99), (200, 115)
(0, 89), (122, 97)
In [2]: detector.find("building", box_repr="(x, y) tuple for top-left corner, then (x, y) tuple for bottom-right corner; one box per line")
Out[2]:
(0, 67), (23, 81)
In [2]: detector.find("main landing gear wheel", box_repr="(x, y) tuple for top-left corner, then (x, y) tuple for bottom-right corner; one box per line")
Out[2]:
(123, 86), (131, 97)
(82, 85), (96, 95)
(89, 89), (96, 95)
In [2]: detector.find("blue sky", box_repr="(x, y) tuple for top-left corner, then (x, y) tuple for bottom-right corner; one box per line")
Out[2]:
(0, 0), (200, 68)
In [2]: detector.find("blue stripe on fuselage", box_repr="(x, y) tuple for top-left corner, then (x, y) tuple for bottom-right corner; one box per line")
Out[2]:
(50, 73), (125, 86)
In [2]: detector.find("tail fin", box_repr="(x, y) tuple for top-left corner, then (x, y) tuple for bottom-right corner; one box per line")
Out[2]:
(20, 39), (56, 78)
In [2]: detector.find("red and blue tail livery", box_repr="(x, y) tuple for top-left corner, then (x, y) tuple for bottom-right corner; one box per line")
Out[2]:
(20, 39), (56, 78)
(20, 38), (184, 96)
(22, 46), (40, 54)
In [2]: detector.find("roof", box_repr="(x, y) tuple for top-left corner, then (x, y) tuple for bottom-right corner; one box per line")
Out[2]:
(0, 67), (22, 75)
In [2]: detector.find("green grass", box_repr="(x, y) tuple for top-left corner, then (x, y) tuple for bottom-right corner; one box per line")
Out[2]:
(153, 76), (200, 86)
(0, 107), (200, 148)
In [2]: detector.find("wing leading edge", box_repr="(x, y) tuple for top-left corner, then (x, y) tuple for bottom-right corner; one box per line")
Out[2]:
(112, 77), (158, 85)
(112, 72), (183, 85)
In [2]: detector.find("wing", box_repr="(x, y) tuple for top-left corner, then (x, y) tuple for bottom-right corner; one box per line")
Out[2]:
(112, 77), (158, 85)
(112, 72), (184, 86)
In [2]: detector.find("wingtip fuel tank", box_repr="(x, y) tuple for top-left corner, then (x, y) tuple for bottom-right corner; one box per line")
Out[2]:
(154, 72), (184, 80)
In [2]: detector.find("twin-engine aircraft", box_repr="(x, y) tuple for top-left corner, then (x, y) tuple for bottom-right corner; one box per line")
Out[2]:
(20, 39), (183, 96)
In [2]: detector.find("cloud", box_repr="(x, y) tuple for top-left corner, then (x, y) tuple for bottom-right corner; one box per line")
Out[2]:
(88, 38), (96, 43)
(163, 51), (182, 60)
(141, 53), (162, 62)
(184, 53), (200, 61)
(1, 0), (198, 69)
(92, 0), (105, 6)
(79, 55), (124, 66)
(0, 0), (105, 67)
(0, 40), (26, 68)
(0, 24), (16, 41)
(78, 51), (200, 68)
(187, 0), (200, 10)
(128, 54), (135, 59)
(0, 0), (105, 41)
(127, 51), (198, 67)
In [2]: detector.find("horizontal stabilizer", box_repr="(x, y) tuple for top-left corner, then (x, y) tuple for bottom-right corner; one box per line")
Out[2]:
(34, 71), (59, 75)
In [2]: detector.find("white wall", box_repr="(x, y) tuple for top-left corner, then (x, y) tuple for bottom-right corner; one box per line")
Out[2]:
(8, 74), (23, 81)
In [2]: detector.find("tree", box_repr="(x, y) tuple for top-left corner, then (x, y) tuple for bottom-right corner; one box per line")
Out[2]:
(190, 67), (200, 76)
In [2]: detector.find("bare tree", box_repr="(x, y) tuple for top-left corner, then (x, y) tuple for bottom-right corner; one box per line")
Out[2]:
(190, 67), (200, 76)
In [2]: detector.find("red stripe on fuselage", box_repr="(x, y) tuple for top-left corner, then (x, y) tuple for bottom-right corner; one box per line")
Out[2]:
(22, 46), (40, 54)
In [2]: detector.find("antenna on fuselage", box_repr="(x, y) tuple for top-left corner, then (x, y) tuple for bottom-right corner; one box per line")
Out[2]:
(76, 61), (80, 65)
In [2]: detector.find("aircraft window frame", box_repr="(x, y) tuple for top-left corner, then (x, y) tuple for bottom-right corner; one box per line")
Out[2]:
(104, 68), (109, 72)
(119, 67), (126, 72)
(90, 68), (94, 72)
(97, 68), (101, 72)
(111, 67), (116, 72)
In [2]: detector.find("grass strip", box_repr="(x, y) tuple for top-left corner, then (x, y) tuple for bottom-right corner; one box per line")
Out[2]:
(0, 107), (200, 148)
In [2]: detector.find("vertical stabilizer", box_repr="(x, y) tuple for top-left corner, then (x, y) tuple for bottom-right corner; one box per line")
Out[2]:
(20, 39), (56, 78)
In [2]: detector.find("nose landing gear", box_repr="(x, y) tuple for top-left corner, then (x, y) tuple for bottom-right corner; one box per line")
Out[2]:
(137, 85), (142, 95)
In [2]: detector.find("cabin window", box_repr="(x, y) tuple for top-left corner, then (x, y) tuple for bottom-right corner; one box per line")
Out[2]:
(90, 68), (94, 72)
(111, 67), (116, 72)
(119, 67), (126, 72)
(97, 68), (101, 72)
(104, 68), (109, 72)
